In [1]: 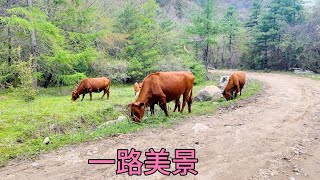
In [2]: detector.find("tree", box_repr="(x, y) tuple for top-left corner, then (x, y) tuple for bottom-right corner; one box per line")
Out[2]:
(245, 0), (304, 70)
(222, 6), (242, 67)
(186, 0), (219, 70)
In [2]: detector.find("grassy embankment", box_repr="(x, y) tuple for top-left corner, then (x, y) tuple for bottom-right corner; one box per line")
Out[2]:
(0, 74), (262, 166)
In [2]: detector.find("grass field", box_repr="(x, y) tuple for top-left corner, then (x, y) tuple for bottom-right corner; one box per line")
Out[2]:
(0, 75), (262, 166)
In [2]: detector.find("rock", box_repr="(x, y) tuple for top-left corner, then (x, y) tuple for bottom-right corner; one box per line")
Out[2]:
(194, 85), (222, 102)
(116, 116), (127, 122)
(293, 168), (300, 172)
(98, 116), (127, 129)
(192, 123), (209, 133)
(293, 68), (314, 74)
(43, 137), (50, 145)
(31, 162), (40, 168)
(289, 177), (296, 180)
(218, 76), (229, 89)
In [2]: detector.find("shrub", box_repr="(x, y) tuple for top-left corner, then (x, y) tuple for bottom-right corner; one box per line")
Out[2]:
(91, 59), (129, 83)
(14, 60), (37, 101)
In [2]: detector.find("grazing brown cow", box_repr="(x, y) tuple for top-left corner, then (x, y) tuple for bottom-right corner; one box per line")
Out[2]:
(134, 81), (181, 112)
(222, 71), (246, 101)
(71, 77), (111, 101)
(129, 71), (194, 122)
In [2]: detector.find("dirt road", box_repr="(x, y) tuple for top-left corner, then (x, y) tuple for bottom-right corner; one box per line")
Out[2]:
(1, 71), (320, 180)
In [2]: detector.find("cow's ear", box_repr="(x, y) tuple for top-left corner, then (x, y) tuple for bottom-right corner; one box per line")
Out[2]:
(139, 102), (145, 108)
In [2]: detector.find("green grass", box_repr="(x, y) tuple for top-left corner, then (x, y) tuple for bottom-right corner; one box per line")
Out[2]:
(0, 76), (262, 166)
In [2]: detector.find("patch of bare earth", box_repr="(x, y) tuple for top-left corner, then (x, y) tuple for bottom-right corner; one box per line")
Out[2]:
(1, 71), (319, 180)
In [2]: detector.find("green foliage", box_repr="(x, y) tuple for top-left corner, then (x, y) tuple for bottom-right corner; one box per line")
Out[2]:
(243, 0), (305, 70)
(13, 60), (37, 101)
(58, 73), (87, 86)
(223, 6), (241, 46)
(186, 0), (220, 69)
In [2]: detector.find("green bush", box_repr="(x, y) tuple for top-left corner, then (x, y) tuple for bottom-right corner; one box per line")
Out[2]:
(14, 60), (37, 101)
(91, 59), (129, 83)
(58, 73), (87, 86)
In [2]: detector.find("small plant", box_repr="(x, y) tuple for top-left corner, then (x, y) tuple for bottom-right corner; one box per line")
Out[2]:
(14, 59), (37, 101)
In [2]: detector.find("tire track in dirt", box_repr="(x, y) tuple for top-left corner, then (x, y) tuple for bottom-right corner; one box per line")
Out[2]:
(0, 71), (319, 180)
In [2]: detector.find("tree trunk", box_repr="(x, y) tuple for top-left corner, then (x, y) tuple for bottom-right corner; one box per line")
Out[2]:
(203, 42), (209, 71)
(6, 0), (12, 65)
(7, 26), (12, 65)
(26, 0), (37, 88)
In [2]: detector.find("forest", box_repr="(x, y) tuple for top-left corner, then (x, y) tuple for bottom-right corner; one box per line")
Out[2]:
(0, 0), (319, 96)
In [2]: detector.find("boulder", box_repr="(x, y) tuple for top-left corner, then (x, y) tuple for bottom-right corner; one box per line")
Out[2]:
(194, 85), (222, 102)
(218, 76), (229, 89)
(97, 116), (127, 129)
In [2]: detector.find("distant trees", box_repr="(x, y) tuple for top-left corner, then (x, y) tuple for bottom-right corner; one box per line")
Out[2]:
(242, 0), (305, 70)
(186, 0), (219, 70)
(0, 0), (319, 91)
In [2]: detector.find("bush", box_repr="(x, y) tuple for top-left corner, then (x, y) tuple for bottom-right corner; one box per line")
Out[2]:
(183, 55), (206, 84)
(58, 73), (87, 86)
(91, 59), (129, 83)
(14, 60), (37, 101)
(157, 55), (206, 84)
(156, 55), (190, 71)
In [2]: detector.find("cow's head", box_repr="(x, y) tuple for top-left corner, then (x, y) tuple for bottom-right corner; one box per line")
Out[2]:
(71, 90), (79, 101)
(129, 102), (145, 122)
(222, 90), (232, 101)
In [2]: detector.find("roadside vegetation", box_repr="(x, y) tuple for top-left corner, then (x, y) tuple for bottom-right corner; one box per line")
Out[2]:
(0, 75), (262, 167)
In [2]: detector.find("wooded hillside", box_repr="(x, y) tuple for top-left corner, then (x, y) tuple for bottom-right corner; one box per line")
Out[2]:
(0, 0), (319, 93)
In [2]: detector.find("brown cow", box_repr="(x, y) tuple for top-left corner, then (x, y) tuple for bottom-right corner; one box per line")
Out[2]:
(129, 71), (194, 122)
(134, 81), (181, 112)
(222, 71), (246, 101)
(71, 77), (111, 101)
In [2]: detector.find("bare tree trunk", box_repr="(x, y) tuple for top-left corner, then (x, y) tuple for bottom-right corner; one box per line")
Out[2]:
(203, 42), (209, 71)
(6, 0), (12, 65)
(26, 0), (37, 88)
(7, 26), (12, 65)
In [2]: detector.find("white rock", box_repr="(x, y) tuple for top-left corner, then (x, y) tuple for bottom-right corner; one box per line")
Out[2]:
(192, 123), (209, 133)
(289, 177), (296, 180)
(43, 137), (50, 145)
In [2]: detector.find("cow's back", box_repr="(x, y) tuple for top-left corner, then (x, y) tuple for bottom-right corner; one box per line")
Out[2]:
(233, 71), (246, 87)
(139, 72), (194, 102)
(88, 77), (110, 90)
(225, 71), (246, 91)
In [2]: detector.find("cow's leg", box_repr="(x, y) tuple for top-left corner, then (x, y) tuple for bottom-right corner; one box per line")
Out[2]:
(240, 87), (243, 96)
(180, 90), (191, 113)
(101, 90), (106, 99)
(81, 94), (85, 101)
(106, 88), (110, 100)
(234, 85), (240, 99)
(173, 98), (180, 112)
(89, 92), (92, 101)
(187, 89), (193, 113)
(159, 97), (168, 116)
(150, 103), (155, 115)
